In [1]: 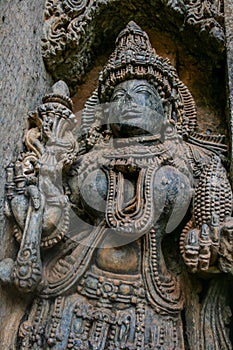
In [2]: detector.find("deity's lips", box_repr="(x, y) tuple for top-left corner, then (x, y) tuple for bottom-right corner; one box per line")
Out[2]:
(120, 109), (144, 120)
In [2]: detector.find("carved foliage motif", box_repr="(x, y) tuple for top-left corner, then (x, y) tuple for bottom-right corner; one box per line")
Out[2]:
(42, 0), (225, 88)
(42, 0), (108, 84)
(185, 0), (224, 40)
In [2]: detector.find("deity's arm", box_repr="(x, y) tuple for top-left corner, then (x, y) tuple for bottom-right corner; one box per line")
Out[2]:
(180, 147), (233, 274)
(1, 81), (79, 293)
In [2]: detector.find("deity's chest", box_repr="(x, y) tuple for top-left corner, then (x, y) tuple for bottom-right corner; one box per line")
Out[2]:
(69, 143), (193, 234)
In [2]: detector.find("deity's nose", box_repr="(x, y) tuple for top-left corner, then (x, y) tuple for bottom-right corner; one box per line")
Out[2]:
(124, 93), (133, 102)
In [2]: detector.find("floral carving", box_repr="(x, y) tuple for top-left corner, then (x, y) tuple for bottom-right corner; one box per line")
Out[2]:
(42, 0), (225, 89)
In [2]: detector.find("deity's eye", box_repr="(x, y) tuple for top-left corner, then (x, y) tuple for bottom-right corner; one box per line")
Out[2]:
(112, 95), (120, 101)
(111, 90), (125, 101)
(134, 88), (152, 98)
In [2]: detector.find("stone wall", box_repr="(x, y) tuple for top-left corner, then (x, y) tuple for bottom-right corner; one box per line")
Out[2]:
(225, 0), (233, 186)
(0, 0), (52, 252)
(0, 1), (51, 347)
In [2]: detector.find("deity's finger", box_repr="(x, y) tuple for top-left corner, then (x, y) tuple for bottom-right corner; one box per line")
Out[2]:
(199, 224), (211, 271)
(27, 185), (41, 210)
(209, 212), (220, 244)
(184, 229), (199, 272)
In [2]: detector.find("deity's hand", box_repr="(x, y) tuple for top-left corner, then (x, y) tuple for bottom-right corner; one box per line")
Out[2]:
(26, 185), (41, 210)
(4, 160), (42, 234)
(5, 155), (68, 249)
(181, 213), (233, 274)
(3, 163), (45, 291)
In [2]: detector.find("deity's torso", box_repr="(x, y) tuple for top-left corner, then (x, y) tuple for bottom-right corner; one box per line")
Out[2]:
(68, 138), (194, 276)
(19, 138), (195, 350)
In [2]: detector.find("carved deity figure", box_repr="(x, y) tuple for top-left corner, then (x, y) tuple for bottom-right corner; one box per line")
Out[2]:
(2, 22), (233, 349)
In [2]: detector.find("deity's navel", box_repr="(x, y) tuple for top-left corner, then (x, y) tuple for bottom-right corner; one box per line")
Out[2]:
(95, 242), (140, 274)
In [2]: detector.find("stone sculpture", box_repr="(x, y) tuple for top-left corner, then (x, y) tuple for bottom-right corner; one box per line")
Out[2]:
(2, 21), (233, 349)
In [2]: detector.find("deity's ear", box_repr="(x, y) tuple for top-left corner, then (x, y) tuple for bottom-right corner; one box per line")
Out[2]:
(81, 89), (100, 136)
(101, 103), (110, 125)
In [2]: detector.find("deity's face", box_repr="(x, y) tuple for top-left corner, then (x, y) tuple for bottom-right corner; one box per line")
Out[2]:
(108, 79), (165, 138)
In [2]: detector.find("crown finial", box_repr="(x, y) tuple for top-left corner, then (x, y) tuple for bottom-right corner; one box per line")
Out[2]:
(42, 80), (73, 110)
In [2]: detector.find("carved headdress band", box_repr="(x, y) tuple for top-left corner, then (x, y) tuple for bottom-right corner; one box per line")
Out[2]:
(97, 21), (197, 135)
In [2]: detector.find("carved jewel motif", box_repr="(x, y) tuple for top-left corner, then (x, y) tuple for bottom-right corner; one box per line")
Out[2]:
(106, 162), (157, 235)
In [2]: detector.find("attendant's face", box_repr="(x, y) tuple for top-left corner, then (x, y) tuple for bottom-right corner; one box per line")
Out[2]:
(108, 79), (165, 138)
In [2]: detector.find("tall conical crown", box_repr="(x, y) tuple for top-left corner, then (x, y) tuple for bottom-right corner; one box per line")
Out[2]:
(98, 21), (197, 135)
(99, 21), (176, 102)
(79, 21), (197, 136)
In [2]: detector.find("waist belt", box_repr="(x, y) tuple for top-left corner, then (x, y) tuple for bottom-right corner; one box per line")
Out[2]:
(77, 265), (145, 306)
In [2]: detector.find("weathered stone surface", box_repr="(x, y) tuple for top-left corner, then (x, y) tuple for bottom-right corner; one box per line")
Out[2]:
(0, 0), (52, 250)
(224, 0), (233, 186)
(0, 1), (52, 347)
